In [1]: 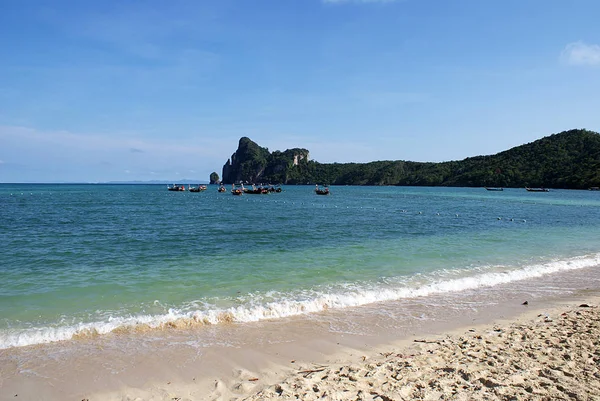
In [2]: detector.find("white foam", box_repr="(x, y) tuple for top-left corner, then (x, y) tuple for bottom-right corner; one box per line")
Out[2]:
(1, 253), (599, 349)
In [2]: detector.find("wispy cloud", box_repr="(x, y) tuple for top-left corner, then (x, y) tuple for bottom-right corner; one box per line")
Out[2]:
(31, 4), (221, 94)
(0, 125), (213, 155)
(0, 125), (227, 181)
(53, 5), (212, 60)
(561, 41), (600, 66)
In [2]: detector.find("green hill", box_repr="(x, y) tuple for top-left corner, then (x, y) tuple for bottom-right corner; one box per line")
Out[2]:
(220, 129), (600, 189)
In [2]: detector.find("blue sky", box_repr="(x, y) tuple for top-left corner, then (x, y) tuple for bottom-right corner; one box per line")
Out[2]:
(1, 0), (599, 183)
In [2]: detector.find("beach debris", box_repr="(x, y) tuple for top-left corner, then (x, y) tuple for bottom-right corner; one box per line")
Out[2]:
(248, 377), (259, 382)
(414, 339), (442, 344)
(536, 312), (553, 322)
(579, 304), (591, 308)
(522, 301), (529, 305)
(291, 360), (295, 363)
(299, 367), (327, 378)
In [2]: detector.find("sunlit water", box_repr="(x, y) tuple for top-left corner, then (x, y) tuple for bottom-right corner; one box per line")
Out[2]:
(1, 184), (600, 349)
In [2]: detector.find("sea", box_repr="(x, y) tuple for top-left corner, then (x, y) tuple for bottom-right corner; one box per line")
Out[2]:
(1, 184), (600, 352)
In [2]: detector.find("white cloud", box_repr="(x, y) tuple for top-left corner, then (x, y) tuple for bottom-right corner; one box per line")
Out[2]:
(561, 41), (600, 66)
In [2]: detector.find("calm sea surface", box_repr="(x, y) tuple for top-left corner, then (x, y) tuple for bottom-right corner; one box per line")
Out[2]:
(1, 184), (600, 349)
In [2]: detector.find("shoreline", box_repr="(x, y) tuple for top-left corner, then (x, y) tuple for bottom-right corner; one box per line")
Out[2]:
(130, 295), (600, 400)
(4, 251), (600, 351)
(2, 286), (600, 400)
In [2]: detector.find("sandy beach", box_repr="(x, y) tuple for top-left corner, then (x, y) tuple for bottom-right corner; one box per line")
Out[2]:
(2, 295), (599, 401)
(244, 300), (600, 401)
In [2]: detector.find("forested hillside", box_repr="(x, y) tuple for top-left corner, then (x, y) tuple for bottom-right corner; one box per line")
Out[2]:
(220, 129), (600, 189)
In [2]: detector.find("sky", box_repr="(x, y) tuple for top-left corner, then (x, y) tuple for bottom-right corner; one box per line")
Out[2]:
(1, 0), (599, 183)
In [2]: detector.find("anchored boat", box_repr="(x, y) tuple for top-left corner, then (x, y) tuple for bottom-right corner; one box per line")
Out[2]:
(167, 184), (185, 191)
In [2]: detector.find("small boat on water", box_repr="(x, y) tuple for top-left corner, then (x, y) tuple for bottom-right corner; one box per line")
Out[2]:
(315, 184), (330, 195)
(485, 187), (504, 191)
(589, 187), (600, 191)
(167, 184), (185, 191)
(218, 185), (227, 192)
(244, 184), (269, 194)
(188, 185), (207, 192)
(231, 184), (244, 196)
(525, 187), (549, 192)
(267, 185), (282, 193)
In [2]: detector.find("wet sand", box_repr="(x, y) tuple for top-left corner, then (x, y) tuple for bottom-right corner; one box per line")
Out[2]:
(2, 292), (599, 401)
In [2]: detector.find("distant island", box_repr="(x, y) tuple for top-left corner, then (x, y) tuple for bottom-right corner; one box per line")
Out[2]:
(220, 129), (600, 189)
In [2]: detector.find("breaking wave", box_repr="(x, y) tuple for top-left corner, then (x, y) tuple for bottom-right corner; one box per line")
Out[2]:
(2, 253), (599, 349)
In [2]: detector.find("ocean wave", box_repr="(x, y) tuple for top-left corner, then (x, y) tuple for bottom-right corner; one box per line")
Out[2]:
(1, 253), (598, 349)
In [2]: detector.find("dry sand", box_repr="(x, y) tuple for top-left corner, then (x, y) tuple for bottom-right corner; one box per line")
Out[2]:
(243, 302), (600, 401)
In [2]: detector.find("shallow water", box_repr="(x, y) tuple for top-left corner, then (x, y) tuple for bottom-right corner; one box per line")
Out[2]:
(1, 184), (600, 349)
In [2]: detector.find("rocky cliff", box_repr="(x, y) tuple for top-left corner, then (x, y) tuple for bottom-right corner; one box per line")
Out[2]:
(221, 137), (310, 184)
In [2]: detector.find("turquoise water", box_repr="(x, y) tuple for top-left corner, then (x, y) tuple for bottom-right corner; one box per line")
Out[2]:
(1, 184), (600, 348)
